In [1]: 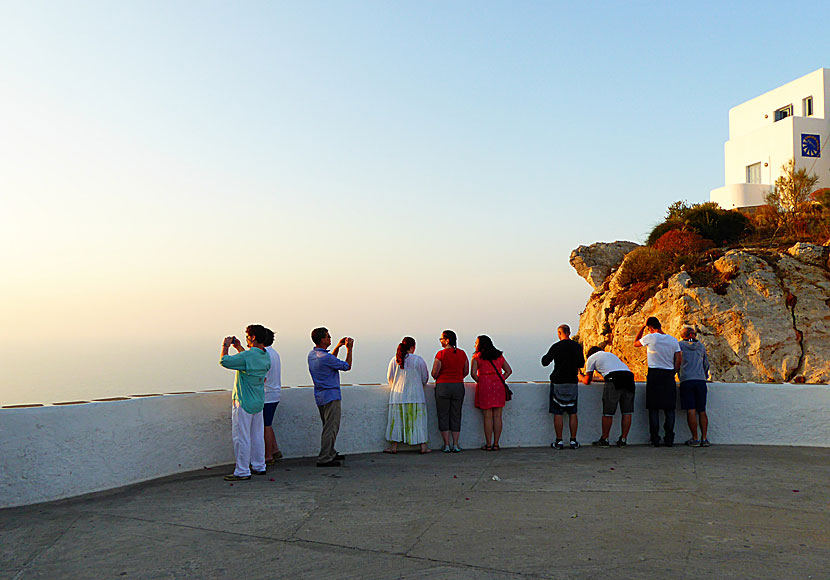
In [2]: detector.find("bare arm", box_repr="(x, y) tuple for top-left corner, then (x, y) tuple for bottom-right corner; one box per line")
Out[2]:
(501, 359), (512, 381)
(578, 370), (594, 385)
(470, 358), (479, 382)
(462, 357), (470, 379)
(673, 350), (682, 373)
(634, 325), (647, 347)
(431, 358), (442, 380)
(344, 338), (354, 370)
(220, 336), (232, 357)
(332, 337), (348, 358)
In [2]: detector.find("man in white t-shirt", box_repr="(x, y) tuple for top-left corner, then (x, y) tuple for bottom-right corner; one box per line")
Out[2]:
(263, 329), (283, 465)
(579, 346), (636, 447)
(635, 317), (682, 447)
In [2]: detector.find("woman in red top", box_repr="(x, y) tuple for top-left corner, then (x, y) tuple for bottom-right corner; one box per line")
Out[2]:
(471, 335), (513, 451)
(431, 330), (469, 453)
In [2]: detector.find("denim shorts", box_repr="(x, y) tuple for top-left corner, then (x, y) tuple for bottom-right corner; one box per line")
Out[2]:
(679, 380), (707, 412)
(263, 401), (280, 426)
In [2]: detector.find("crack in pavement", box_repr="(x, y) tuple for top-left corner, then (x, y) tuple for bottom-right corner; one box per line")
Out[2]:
(12, 514), (82, 580)
(45, 509), (548, 578)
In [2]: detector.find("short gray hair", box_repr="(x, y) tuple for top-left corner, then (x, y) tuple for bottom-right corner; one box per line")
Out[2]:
(558, 324), (571, 336)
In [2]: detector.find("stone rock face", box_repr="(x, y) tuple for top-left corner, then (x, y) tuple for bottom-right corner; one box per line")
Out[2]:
(573, 242), (830, 383)
(569, 241), (640, 290)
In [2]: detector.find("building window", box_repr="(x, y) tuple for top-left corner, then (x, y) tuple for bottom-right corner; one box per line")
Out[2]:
(803, 96), (814, 116)
(774, 105), (793, 121)
(746, 162), (762, 184)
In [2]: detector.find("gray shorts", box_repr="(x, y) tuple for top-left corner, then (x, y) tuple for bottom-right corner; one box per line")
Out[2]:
(602, 371), (635, 416)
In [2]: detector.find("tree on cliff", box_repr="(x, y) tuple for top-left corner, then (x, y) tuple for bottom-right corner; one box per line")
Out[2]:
(765, 158), (819, 231)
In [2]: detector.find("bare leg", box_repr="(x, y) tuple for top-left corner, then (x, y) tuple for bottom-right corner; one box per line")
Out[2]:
(441, 431), (451, 446)
(553, 415), (564, 440)
(699, 411), (709, 440)
(621, 414), (632, 439)
(451, 431), (460, 446)
(264, 426), (279, 461)
(601, 416), (613, 439)
(482, 409), (494, 447)
(686, 409), (699, 439)
(420, 442), (431, 453)
(569, 413), (578, 439)
(493, 407), (503, 447)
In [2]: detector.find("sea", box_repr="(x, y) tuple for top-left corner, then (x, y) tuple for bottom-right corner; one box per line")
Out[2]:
(0, 332), (558, 407)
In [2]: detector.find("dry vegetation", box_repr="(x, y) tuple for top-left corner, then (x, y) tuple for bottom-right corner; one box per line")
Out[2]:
(613, 161), (830, 308)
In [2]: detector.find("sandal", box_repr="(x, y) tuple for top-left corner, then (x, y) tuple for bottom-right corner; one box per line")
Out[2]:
(383, 448), (397, 454)
(492, 444), (500, 451)
(419, 448), (432, 454)
(481, 445), (493, 451)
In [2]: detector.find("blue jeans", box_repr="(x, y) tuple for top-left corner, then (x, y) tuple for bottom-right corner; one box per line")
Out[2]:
(648, 409), (675, 445)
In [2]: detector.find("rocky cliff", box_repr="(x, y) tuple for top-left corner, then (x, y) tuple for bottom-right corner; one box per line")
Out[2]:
(570, 241), (830, 383)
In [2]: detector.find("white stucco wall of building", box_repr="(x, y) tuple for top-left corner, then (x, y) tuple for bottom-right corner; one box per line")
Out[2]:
(712, 68), (830, 209)
(2, 382), (830, 509)
(728, 68), (828, 139)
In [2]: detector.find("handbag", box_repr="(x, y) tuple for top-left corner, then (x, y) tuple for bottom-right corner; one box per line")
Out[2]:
(488, 359), (512, 402)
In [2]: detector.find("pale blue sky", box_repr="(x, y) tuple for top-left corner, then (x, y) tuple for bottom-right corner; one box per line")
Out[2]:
(0, 1), (826, 402)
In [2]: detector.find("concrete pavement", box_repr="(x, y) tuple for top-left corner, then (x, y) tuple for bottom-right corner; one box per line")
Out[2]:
(2, 445), (828, 579)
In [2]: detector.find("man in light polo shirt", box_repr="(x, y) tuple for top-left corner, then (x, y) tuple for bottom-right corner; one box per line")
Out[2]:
(579, 346), (636, 448)
(635, 317), (682, 447)
(308, 327), (354, 467)
(219, 324), (271, 481)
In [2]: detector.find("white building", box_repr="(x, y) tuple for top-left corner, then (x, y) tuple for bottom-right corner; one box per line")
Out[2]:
(711, 68), (830, 209)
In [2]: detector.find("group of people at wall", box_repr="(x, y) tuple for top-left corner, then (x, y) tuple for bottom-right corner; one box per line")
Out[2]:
(548, 316), (711, 450)
(218, 316), (711, 480)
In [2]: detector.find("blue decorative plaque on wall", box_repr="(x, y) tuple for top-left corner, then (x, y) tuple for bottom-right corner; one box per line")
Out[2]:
(801, 134), (820, 158)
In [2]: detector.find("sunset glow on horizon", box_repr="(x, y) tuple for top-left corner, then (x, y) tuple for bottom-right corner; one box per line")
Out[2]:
(1, 1), (826, 404)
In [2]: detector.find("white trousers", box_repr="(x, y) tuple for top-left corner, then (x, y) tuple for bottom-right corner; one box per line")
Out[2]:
(231, 403), (265, 477)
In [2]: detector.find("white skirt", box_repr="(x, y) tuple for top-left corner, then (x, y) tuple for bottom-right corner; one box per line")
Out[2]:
(386, 403), (428, 445)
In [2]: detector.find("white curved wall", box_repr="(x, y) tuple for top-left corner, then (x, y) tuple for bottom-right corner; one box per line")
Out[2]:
(2, 382), (829, 509)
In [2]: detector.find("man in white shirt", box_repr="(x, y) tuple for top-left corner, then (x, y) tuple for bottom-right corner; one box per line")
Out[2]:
(263, 328), (283, 465)
(634, 317), (682, 447)
(579, 346), (636, 448)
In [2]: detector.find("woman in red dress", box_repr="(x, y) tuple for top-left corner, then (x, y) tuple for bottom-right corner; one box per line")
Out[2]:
(471, 335), (513, 450)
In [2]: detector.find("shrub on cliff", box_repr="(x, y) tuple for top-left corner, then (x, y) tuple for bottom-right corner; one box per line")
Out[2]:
(653, 229), (715, 257)
(647, 201), (751, 246)
(616, 246), (671, 287)
(765, 159), (819, 232)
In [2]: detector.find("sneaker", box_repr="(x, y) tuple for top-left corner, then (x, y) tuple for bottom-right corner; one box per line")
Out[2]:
(451, 445), (462, 453)
(592, 438), (610, 448)
(441, 445), (452, 453)
(649, 440), (660, 448)
(251, 469), (266, 475)
(685, 438), (701, 447)
(223, 474), (251, 481)
(569, 439), (580, 449)
(616, 438), (627, 447)
(551, 439), (564, 450)
(700, 439), (711, 447)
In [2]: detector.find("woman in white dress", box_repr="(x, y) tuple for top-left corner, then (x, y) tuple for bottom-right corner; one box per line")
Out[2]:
(385, 336), (431, 454)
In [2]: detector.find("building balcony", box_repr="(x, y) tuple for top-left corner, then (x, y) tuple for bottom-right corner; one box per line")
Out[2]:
(710, 183), (770, 209)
